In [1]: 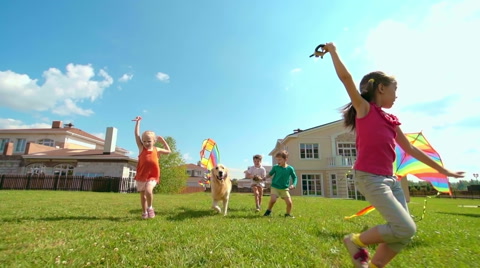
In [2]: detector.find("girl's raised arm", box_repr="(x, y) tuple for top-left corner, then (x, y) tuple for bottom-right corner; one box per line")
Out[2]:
(318, 43), (369, 118)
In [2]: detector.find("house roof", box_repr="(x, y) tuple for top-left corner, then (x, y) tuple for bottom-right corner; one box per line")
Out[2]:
(184, 163), (207, 171)
(0, 127), (104, 142)
(23, 148), (137, 161)
(269, 119), (343, 155)
(0, 126), (128, 153)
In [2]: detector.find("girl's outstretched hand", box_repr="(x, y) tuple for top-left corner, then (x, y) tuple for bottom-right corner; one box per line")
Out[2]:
(314, 42), (337, 58)
(441, 169), (465, 178)
(132, 116), (142, 122)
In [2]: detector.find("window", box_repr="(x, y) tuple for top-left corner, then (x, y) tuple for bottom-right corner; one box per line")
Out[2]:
(337, 143), (357, 157)
(337, 143), (356, 166)
(128, 166), (136, 179)
(330, 174), (337, 196)
(26, 163), (46, 175)
(300, 143), (319, 159)
(0, 138), (9, 151)
(38, 139), (55, 147)
(53, 164), (75, 176)
(15, 138), (27, 153)
(301, 174), (323, 196)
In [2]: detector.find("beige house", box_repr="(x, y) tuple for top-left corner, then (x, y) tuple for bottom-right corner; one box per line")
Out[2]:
(269, 120), (362, 199)
(0, 121), (137, 180)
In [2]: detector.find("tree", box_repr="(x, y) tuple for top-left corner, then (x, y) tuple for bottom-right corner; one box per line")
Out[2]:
(154, 136), (188, 194)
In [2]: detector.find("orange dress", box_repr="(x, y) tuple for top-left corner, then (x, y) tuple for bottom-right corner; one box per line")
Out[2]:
(135, 147), (160, 182)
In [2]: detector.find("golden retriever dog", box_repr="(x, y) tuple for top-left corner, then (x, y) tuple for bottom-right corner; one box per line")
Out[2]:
(210, 164), (232, 216)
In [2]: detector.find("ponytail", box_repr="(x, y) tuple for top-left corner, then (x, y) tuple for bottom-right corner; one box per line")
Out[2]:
(342, 74), (384, 131)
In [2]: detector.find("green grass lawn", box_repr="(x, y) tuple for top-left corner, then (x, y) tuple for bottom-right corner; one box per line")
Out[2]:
(0, 191), (479, 267)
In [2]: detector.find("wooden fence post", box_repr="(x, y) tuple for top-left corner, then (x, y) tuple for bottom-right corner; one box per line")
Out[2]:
(0, 174), (4, 190)
(80, 176), (85, 191)
(26, 174), (32, 190)
(54, 175), (59, 191)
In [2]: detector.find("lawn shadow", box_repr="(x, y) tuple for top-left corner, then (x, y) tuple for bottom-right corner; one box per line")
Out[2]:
(436, 212), (480, 218)
(165, 206), (214, 221)
(0, 215), (131, 223)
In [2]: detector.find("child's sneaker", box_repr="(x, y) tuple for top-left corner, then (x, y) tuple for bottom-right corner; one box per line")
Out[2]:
(147, 208), (155, 218)
(255, 205), (261, 212)
(263, 210), (272, 216)
(343, 234), (369, 268)
(284, 213), (295, 218)
(141, 212), (148, 220)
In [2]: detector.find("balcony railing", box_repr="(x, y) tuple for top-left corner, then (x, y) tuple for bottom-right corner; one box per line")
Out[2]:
(327, 156), (356, 167)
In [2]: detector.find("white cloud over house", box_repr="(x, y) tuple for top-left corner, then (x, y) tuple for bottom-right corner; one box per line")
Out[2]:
(0, 64), (113, 116)
(0, 118), (51, 129)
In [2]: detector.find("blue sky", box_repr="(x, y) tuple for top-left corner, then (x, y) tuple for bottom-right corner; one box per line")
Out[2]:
(1, 0), (479, 180)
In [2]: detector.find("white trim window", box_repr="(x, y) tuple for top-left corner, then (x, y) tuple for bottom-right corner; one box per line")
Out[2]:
(15, 138), (27, 153)
(38, 139), (55, 147)
(26, 163), (46, 175)
(53, 164), (75, 176)
(0, 138), (9, 151)
(330, 174), (338, 197)
(300, 143), (319, 159)
(337, 142), (357, 157)
(301, 174), (323, 196)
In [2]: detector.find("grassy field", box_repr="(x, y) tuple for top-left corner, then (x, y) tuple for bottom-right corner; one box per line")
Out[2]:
(0, 191), (479, 267)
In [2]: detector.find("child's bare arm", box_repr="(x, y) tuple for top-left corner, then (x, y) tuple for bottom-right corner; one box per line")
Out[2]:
(132, 116), (143, 151)
(321, 43), (369, 118)
(156, 136), (171, 155)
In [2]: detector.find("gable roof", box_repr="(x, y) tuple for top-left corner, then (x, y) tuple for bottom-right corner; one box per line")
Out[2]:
(269, 119), (343, 155)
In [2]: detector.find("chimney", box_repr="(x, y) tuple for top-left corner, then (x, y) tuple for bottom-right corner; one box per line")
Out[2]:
(103, 127), (118, 155)
(52, 121), (63, 129)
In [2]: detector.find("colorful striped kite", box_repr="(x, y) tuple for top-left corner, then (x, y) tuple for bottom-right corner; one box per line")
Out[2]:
(199, 138), (220, 171)
(345, 132), (450, 220)
(394, 132), (450, 194)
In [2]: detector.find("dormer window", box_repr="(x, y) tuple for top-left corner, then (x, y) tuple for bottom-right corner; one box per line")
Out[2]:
(38, 139), (55, 147)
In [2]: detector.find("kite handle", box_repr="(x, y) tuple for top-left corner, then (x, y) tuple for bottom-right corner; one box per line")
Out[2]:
(309, 44), (326, 58)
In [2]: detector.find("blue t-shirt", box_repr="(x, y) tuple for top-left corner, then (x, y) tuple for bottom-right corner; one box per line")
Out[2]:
(269, 165), (297, 189)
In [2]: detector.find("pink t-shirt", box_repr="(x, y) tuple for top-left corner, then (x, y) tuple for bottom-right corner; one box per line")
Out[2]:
(353, 103), (401, 176)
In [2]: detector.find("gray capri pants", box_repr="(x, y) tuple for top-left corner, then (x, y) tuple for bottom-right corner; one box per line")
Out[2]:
(354, 170), (416, 252)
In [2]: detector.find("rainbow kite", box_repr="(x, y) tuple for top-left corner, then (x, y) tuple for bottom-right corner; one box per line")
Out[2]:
(394, 132), (450, 194)
(346, 132), (450, 220)
(199, 138), (220, 171)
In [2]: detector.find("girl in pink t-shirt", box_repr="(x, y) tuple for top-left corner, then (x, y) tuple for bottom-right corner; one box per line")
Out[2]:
(315, 43), (464, 268)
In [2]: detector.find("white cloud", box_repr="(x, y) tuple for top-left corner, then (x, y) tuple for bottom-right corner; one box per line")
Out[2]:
(155, 72), (170, 83)
(118, 73), (133, 83)
(290, 68), (302, 73)
(52, 99), (94, 116)
(0, 118), (51, 129)
(0, 64), (113, 116)
(92, 132), (105, 139)
(183, 153), (193, 162)
(364, 0), (480, 175)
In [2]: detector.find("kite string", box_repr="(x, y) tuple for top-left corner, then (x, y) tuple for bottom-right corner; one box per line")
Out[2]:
(410, 192), (440, 222)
